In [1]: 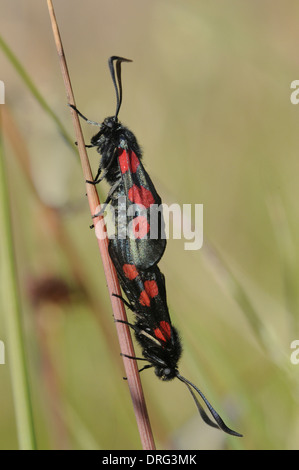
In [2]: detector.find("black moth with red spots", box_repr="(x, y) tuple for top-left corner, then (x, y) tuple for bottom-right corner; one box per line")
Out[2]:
(70, 56), (166, 270)
(72, 57), (242, 437)
(109, 240), (182, 381)
(109, 239), (242, 437)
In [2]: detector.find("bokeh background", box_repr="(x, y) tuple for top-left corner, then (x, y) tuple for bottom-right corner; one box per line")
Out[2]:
(1, 0), (299, 450)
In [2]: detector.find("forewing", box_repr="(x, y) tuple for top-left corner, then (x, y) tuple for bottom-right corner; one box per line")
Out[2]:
(109, 239), (172, 329)
(117, 148), (166, 269)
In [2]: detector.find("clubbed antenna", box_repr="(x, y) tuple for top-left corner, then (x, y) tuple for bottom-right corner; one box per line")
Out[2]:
(108, 56), (132, 120)
(176, 373), (243, 437)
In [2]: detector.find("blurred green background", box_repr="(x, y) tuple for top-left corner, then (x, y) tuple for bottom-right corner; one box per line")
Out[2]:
(1, 0), (299, 450)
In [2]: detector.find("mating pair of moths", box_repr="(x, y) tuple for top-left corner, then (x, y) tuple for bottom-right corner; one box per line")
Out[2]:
(72, 56), (242, 438)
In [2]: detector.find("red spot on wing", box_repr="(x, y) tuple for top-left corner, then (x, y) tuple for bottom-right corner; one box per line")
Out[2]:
(118, 149), (129, 174)
(130, 151), (140, 173)
(132, 216), (150, 239)
(123, 264), (138, 280)
(139, 280), (158, 307)
(118, 149), (140, 175)
(128, 185), (155, 209)
(154, 321), (171, 343)
(144, 280), (158, 298)
(139, 291), (151, 307)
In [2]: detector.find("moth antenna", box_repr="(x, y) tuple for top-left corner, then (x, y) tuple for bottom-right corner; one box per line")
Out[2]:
(176, 373), (242, 437)
(108, 56), (133, 120)
(182, 380), (219, 430)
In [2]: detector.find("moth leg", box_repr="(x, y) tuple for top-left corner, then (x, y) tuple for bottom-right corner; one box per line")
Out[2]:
(86, 172), (103, 186)
(115, 318), (138, 331)
(90, 167), (109, 185)
(120, 354), (152, 379)
(74, 141), (94, 149)
(86, 160), (104, 186)
(88, 145), (119, 185)
(122, 364), (153, 379)
(86, 174), (101, 186)
(91, 179), (122, 218)
(86, 143), (119, 186)
(120, 352), (148, 361)
(138, 364), (153, 373)
(112, 293), (135, 312)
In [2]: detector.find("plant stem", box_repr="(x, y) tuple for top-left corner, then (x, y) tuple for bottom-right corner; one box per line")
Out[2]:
(47, 0), (155, 450)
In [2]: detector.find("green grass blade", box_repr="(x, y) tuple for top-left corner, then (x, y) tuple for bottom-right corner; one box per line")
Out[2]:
(203, 242), (266, 345)
(0, 109), (36, 450)
(0, 34), (76, 153)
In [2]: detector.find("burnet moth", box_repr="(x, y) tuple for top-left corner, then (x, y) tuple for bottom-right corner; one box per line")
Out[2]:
(71, 57), (242, 437)
(109, 240), (242, 437)
(70, 56), (166, 270)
